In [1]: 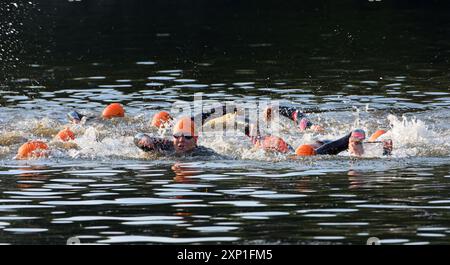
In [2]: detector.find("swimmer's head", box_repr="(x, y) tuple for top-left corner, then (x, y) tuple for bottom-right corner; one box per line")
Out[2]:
(16, 140), (49, 160)
(295, 144), (316, 156)
(349, 129), (366, 156)
(67, 111), (85, 124)
(151, 111), (172, 128)
(172, 117), (198, 153)
(102, 103), (125, 119)
(350, 129), (366, 141)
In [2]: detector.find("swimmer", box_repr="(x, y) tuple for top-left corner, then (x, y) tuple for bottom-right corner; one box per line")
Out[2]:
(295, 129), (393, 157)
(134, 116), (219, 157)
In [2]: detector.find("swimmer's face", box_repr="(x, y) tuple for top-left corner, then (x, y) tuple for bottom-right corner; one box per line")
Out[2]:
(349, 137), (364, 157)
(173, 134), (197, 153)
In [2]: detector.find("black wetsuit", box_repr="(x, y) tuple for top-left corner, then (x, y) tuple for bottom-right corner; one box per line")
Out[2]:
(315, 133), (352, 155)
(314, 132), (392, 156)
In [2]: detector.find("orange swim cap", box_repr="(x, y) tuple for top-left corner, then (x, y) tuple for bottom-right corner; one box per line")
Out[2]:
(17, 140), (49, 159)
(102, 103), (125, 119)
(56, 128), (75, 142)
(173, 116), (197, 136)
(295, 144), (316, 156)
(368, 129), (387, 142)
(260, 136), (291, 153)
(151, 111), (172, 128)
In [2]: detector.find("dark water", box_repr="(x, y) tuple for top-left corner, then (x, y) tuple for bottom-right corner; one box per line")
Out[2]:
(0, 0), (450, 245)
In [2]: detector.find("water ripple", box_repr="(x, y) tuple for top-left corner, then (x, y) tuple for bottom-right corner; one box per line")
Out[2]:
(40, 197), (202, 206)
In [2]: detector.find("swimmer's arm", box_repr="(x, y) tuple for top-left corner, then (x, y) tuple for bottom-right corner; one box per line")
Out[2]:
(278, 106), (306, 122)
(134, 134), (173, 153)
(315, 133), (351, 155)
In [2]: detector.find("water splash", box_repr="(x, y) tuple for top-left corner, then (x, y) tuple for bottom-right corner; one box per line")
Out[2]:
(66, 127), (141, 160)
(1, 108), (449, 162)
(387, 114), (449, 157)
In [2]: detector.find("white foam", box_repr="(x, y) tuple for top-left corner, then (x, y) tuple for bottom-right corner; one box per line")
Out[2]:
(387, 114), (449, 157)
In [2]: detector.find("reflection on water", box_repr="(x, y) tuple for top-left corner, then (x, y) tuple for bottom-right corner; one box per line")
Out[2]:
(0, 160), (449, 245)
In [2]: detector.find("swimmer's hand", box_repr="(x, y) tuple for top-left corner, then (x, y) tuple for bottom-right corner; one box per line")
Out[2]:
(202, 113), (238, 129)
(134, 133), (156, 152)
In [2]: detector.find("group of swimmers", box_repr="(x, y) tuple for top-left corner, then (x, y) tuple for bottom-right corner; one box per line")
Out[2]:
(14, 102), (393, 159)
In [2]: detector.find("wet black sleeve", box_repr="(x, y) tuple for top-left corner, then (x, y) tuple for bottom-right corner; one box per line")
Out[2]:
(315, 133), (351, 155)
